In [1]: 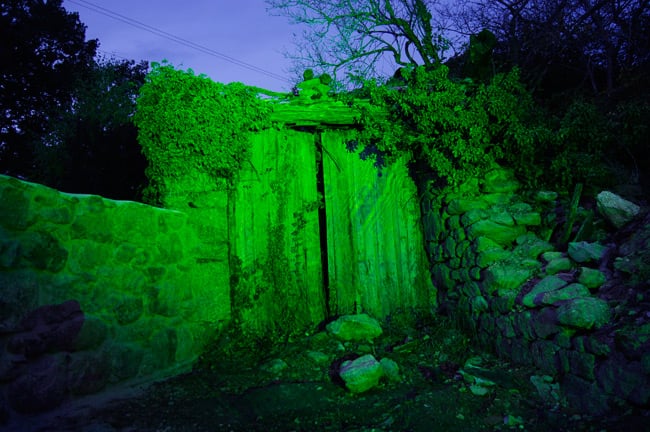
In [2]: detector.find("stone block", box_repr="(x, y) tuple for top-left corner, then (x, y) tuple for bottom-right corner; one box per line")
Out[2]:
(432, 264), (453, 290)
(476, 249), (511, 268)
(522, 275), (568, 308)
(596, 191), (640, 228)
(105, 343), (144, 382)
(115, 295), (145, 324)
(326, 314), (383, 341)
(460, 282), (481, 298)
(539, 283), (591, 306)
(490, 291), (518, 314)
(514, 233), (554, 260)
(470, 295), (489, 315)
(339, 354), (384, 393)
(554, 329), (575, 349)
(0, 270), (39, 332)
(8, 300), (84, 356)
(531, 307), (560, 338)
(488, 209), (515, 227)
(445, 215), (462, 231)
(446, 197), (489, 215)
(530, 340), (559, 374)
(483, 263), (533, 296)
(380, 357), (401, 382)
(496, 315), (516, 338)
(556, 297), (611, 330)
(461, 208), (489, 226)
(443, 236), (457, 258)
(578, 267), (606, 289)
(472, 236), (503, 253)
(596, 355), (646, 403)
(541, 251), (563, 262)
(567, 350), (596, 380)
(512, 211), (542, 226)
(514, 311), (535, 341)
(467, 219), (526, 246)
(535, 191), (558, 203)
(482, 193), (512, 205)
(18, 230), (68, 272)
(545, 257), (572, 275)
(562, 373), (610, 416)
(568, 241), (607, 263)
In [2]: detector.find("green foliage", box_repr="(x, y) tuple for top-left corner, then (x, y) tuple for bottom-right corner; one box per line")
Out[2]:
(134, 61), (271, 204)
(356, 65), (544, 187)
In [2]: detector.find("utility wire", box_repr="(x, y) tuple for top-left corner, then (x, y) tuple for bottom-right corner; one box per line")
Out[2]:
(67, 0), (292, 83)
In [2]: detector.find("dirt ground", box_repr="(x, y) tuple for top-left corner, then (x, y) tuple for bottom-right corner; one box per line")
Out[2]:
(8, 312), (644, 432)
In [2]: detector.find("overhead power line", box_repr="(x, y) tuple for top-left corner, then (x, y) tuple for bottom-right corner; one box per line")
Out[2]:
(67, 0), (292, 83)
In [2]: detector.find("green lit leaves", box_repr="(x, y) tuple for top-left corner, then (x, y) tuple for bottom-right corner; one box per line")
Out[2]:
(134, 62), (271, 203)
(355, 65), (548, 188)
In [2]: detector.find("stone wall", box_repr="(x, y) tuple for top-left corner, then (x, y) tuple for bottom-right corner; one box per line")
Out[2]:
(420, 166), (650, 415)
(0, 175), (230, 420)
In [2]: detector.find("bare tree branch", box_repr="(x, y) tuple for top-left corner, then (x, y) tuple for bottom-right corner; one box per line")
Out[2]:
(266, 0), (447, 86)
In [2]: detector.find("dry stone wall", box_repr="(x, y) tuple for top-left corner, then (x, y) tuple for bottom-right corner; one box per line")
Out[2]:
(420, 166), (650, 415)
(0, 174), (230, 421)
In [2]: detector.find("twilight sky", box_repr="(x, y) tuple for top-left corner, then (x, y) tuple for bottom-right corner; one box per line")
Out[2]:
(62, 0), (300, 92)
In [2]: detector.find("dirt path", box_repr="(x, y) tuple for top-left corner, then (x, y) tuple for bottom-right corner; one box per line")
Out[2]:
(8, 314), (626, 432)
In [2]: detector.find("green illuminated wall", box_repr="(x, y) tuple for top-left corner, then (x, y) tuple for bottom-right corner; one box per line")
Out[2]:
(0, 174), (230, 413)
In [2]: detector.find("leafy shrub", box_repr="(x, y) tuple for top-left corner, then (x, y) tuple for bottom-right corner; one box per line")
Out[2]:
(355, 65), (547, 187)
(134, 61), (271, 204)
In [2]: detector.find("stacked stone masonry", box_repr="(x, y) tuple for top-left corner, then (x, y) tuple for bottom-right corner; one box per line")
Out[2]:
(0, 175), (230, 419)
(420, 167), (650, 415)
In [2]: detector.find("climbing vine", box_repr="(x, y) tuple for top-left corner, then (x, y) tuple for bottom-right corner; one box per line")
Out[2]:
(134, 61), (271, 204)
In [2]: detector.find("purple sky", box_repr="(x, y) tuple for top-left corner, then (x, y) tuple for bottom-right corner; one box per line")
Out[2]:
(62, 0), (299, 92)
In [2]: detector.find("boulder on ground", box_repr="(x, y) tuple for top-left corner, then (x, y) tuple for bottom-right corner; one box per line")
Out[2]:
(596, 191), (640, 229)
(339, 354), (384, 393)
(326, 314), (383, 341)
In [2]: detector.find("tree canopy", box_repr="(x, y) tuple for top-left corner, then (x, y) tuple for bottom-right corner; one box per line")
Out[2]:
(35, 58), (149, 200)
(0, 0), (97, 178)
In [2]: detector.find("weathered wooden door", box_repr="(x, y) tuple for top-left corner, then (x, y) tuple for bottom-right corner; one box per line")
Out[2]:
(230, 127), (436, 335)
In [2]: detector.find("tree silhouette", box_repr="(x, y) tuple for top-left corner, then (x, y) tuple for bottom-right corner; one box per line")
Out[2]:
(0, 0), (98, 178)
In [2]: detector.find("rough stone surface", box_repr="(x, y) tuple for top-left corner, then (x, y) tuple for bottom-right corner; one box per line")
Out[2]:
(539, 283), (591, 306)
(567, 241), (608, 263)
(545, 257), (572, 275)
(419, 167), (648, 417)
(467, 219), (526, 246)
(522, 275), (568, 308)
(0, 174), (230, 420)
(326, 314), (383, 341)
(379, 357), (401, 382)
(578, 267), (606, 289)
(556, 298), (611, 329)
(339, 354), (384, 393)
(596, 191), (640, 228)
(483, 263), (533, 295)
